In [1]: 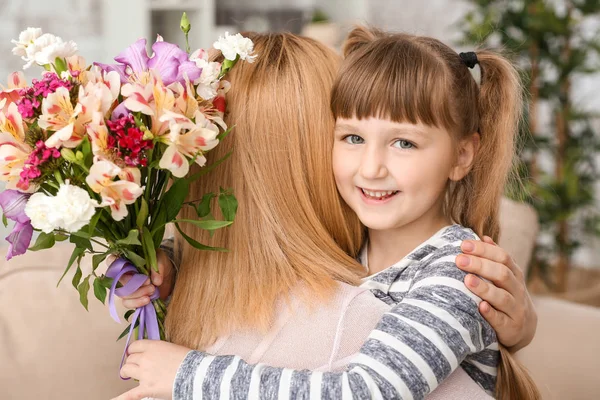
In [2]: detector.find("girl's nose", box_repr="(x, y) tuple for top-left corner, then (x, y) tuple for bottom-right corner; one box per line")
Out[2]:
(359, 148), (388, 180)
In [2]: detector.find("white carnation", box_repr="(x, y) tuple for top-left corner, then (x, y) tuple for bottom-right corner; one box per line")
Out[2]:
(213, 32), (256, 63)
(25, 192), (61, 233)
(25, 183), (98, 234)
(30, 34), (78, 67)
(53, 183), (98, 232)
(11, 27), (43, 59)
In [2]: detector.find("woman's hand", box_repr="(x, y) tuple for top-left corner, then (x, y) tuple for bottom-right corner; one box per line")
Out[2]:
(457, 236), (537, 352)
(111, 340), (191, 400)
(109, 249), (175, 308)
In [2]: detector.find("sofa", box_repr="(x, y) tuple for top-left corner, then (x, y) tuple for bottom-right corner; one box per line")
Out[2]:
(1, 198), (599, 399)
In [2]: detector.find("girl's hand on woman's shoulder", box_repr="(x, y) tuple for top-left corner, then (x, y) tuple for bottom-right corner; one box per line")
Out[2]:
(456, 236), (537, 352)
(108, 249), (176, 308)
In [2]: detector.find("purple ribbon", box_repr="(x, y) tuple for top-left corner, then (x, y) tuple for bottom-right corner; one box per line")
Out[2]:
(106, 257), (160, 379)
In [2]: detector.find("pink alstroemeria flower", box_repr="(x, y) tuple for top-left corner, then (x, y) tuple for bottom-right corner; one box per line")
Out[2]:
(0, 102), (33, 191)
(158, 110), (220, 178)
(96, 38), (202, 86)
(0, 72), (27, 108)
(85, 160), (143, 221)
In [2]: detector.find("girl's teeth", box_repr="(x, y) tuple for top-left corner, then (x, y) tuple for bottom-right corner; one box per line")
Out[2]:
(362, 189), (397, 198)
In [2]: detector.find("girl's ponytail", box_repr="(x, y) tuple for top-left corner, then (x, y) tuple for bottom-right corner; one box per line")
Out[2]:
(473, 51), (540, 400)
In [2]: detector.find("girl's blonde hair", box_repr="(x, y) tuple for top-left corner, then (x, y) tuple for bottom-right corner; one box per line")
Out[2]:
(165, 32), (364, 349)
(332, 26), (540, 400)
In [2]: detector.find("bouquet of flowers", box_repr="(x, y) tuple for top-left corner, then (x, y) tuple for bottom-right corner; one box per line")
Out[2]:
(0, 15), (253, 366)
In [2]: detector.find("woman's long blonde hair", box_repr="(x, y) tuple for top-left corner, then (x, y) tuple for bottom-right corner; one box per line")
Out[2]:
(332, 26), (540, 400)
(166, 32), (364, 349)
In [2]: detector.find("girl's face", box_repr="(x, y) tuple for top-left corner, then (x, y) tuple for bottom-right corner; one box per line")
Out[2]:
(332, 117), (466, 234)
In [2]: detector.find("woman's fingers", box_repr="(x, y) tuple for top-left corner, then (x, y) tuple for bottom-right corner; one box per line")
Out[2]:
(464, 274), (516, 316)
(462, 239), (524, 282)
(456, 253), (521, 296)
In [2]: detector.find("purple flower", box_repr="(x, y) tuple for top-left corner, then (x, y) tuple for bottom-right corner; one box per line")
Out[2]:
(96, 38), (202, 86)
(0, 190), (33, 260)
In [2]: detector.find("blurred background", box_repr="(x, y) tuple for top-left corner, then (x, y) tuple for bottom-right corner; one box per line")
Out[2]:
(0, 1), (599, 399)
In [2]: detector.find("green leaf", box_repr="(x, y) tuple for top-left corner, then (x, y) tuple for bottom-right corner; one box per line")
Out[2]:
(97, 275), (113, 288)
(117, 229), (142, 246)
(57, 247), (85, 286)
(196, 193), (215, 218)
(54, 57), (68, 74)
(93, 277), (107, 304)
(218, 189), (238, 222)
(92, 252), (109, 272)
(162, 178), (190, 222)
(77, 275), (91, 311)
(70, 230), (91, 239)
(217, 125), (233, 141)
(88, 211), (102, 236)
(136, 197), (149, 228)
(172, 218), (233, 231)
(29, 232), (56, 251)
(54, 234), (69, 242)
(124, 309), (135, 321)
(69, 234), (93, 251)
(122, 249), (146, 268)
(117, 323), (134, 341)
(71, 265), (83, 289)
(2, 214), (7, 228)
(188, 150), (233, 182)
(142, 227), (158, 273)
(175, 223), (228, 252)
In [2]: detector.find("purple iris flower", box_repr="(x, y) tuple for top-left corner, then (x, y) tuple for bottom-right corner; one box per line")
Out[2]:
(0, 190), (33, 260)
(95, 38), (202, 86)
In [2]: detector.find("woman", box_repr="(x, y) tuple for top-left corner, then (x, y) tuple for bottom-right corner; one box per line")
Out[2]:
(114, 32), (536, 400)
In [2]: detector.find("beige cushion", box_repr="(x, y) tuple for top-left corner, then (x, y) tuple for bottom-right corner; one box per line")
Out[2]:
(516, 296), (600, 399)
(0, 243), (135, 399)
(498, 197), (539, 275)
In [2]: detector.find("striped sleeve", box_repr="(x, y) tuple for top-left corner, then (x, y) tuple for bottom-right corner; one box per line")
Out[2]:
(173, 245), (497, 400)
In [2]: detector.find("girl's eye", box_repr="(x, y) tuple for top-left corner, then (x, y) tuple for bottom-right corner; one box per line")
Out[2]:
(393, 139), (415, 149)
(344, 135), (364, 145)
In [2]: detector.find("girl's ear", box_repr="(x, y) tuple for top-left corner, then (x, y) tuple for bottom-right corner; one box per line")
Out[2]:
(449, 132), (480, 181)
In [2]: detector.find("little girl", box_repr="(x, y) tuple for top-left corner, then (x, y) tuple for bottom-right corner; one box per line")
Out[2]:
(119, 27), (539, 399)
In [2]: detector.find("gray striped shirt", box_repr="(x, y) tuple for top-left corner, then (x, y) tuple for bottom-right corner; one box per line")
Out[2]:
(173, 224), (498, 399)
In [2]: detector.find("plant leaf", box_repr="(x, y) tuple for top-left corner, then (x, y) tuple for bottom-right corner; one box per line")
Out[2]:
(218, 188), (238, 222)
(2, 214), (7, 228)
(77, 275), (91, 311)
(122, 249), (146, 268)
(136, 197), (149, 229)
(92, 252), (109, 272)
(142, 226), (158, 273)
(54, 233), (69, 242)
(93, 277), (107, 304)
(196, 193), (215, 218)
(71, 265), (82, 289)
(187, 150), (232, 182)
(29, 232), (55, 251)
(116, 229), (142, 246)
(174, 223), (228, 252)
(172, 218), (233, 231)
(57, 247), (85, 287)
(88, 211), (102, 236)
(162, 178), (189, 222)
(69, 234), (93, 251)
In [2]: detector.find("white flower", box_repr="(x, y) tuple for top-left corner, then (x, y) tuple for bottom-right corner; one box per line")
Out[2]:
(25, 183), (98, 233)
(30, 34), (78, 67)
(53, 183), (98, 232)
(11, 27), (43, 60)
(25, 192), (61, 233)
(190, 49), (222, 100)
(213, 32), (256, 63)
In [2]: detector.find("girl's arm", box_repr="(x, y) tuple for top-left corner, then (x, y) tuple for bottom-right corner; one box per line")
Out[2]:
(173, 243), (496, 400)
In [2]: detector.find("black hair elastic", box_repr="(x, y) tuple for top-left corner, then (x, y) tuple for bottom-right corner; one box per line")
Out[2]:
(459, 52), (478, 69)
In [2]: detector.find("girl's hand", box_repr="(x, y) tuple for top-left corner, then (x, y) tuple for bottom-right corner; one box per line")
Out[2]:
(457, 236), (537, 352)
(111, 340), (191, 400)
(108, 249), (175, 307)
